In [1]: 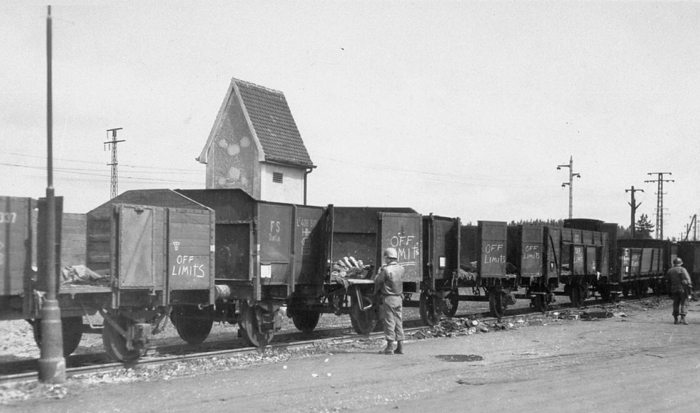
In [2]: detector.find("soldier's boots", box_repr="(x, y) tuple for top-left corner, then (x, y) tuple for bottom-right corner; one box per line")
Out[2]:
(381, 340), (394, 355)
(681, 315), (688, 325)
(394, 341), (404, 355)
(674, 316), (679, 325)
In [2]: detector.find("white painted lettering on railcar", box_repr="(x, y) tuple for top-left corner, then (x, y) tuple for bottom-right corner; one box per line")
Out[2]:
(482, 243), (506, 264)
(297, 218), (317, 256)
(523, 245), (541, 260)
(389, 233), (420, 265)
(171, 254), (206, 278)
(269, 220), (281, 242)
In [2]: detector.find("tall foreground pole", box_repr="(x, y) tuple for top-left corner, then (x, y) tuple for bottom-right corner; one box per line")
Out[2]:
(557, 156), (581, 219)
(39, 5), (66, 383)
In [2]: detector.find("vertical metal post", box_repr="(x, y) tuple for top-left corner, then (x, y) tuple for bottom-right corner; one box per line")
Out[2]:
(557, 156), (581, 219)
(645, 172), (673, 240)
(105, 128), (124, 199)
(625, 186), (643, 238)
(38, 5), (66, 384)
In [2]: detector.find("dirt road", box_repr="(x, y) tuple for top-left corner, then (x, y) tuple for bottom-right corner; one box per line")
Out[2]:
(3, 298), (699, 413)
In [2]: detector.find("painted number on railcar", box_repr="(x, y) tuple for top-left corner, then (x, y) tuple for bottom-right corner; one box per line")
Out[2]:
(296, 217), (317, 256)
(0, 212), (17, 223)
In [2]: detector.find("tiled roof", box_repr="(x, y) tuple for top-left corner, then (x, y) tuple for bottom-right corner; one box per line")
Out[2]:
(235, 79), (314, 168)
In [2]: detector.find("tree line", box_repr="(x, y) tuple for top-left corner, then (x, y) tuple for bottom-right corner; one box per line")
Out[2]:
(509, 213), (657, 240)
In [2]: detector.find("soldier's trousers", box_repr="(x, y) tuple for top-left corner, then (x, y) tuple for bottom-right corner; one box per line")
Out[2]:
(672, 291), (689, 316)
(381, 295), (404, 341)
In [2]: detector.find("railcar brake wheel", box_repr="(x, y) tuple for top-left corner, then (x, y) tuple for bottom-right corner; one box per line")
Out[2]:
(31, 316), (84, 357)
(488, 289), (505, 320)
(419, 292), (440, 326)
(102, 315), (147, 363)
(349, 292), (376, 335)
(442, 291), (460, 318)
(171, 306), (214, 345)
(291, 310), (321, 333)
(238, 302), (275, 347)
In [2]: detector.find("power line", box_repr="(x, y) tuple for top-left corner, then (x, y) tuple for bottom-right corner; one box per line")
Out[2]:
(3, 151), (202, 173)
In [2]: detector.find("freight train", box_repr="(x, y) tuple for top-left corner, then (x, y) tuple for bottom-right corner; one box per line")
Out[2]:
(1, 189), (698, 362)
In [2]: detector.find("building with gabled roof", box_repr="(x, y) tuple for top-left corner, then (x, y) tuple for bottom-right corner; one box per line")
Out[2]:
(197, 78), (315, 204)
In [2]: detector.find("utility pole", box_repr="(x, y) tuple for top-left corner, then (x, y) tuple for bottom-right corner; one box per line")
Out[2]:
(685, 214), (697, 241)
(557, 156), (581, 219)
(38, 5), (65, 384)
(625, 186), (643, 238)
(105, 128), (124, 199)
(645, 172), (674, 240)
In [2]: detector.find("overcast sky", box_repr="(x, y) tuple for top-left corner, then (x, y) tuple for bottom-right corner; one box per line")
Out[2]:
(2, 1), (699, 239)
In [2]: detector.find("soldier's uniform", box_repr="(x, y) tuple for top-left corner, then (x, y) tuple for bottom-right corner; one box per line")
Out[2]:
(667, 261), (692, 324)
(375, 260), (405, 353)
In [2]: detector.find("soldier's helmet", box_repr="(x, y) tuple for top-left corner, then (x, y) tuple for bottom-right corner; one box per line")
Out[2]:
(383, 247), (398, 259)
(673, 257), (683, 265)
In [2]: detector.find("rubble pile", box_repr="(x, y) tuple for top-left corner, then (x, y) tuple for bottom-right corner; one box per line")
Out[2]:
(410, 309), (605, 340)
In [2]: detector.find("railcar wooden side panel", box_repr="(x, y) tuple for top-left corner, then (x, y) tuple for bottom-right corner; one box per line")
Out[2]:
(0, 197), (31, 297)
(478, 221), (507, 278)
(379, 212), (422, 283)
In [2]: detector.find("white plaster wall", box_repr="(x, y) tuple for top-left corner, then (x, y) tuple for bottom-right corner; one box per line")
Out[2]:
(259, 163), (306, 204)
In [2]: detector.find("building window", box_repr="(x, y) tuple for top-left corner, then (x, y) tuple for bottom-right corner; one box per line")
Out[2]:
(273, 172), (283, 183)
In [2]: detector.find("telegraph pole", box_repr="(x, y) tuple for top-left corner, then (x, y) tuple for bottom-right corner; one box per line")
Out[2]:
(105, 128), (124, 199)
(645, 172), (673, 240)
(38, 5), (66, 384)
(557, 156), (581, 219)
(625, 186), (643, 238)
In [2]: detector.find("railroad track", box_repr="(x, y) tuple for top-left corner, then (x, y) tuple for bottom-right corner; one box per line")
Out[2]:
(0, 297), (622, 386)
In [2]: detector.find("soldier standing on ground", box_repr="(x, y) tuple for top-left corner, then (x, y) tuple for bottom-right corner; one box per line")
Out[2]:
(667, 257), (693, 325)
(374, 248), (405, 354)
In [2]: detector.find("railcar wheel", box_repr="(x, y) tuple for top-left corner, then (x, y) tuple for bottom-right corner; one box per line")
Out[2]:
(102, 315), (147, 363)
(442, 291), (460, 318)
(291, 310), (321, 333)
(31, 316), (84, 357)
(419, 292), (440, 326)
(570, 285), (583, 308)
(171, 306), (213, 345)
(239, 302), (275, 347)
(488, 290), (505, 320)
(349, 292), (376, 335)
